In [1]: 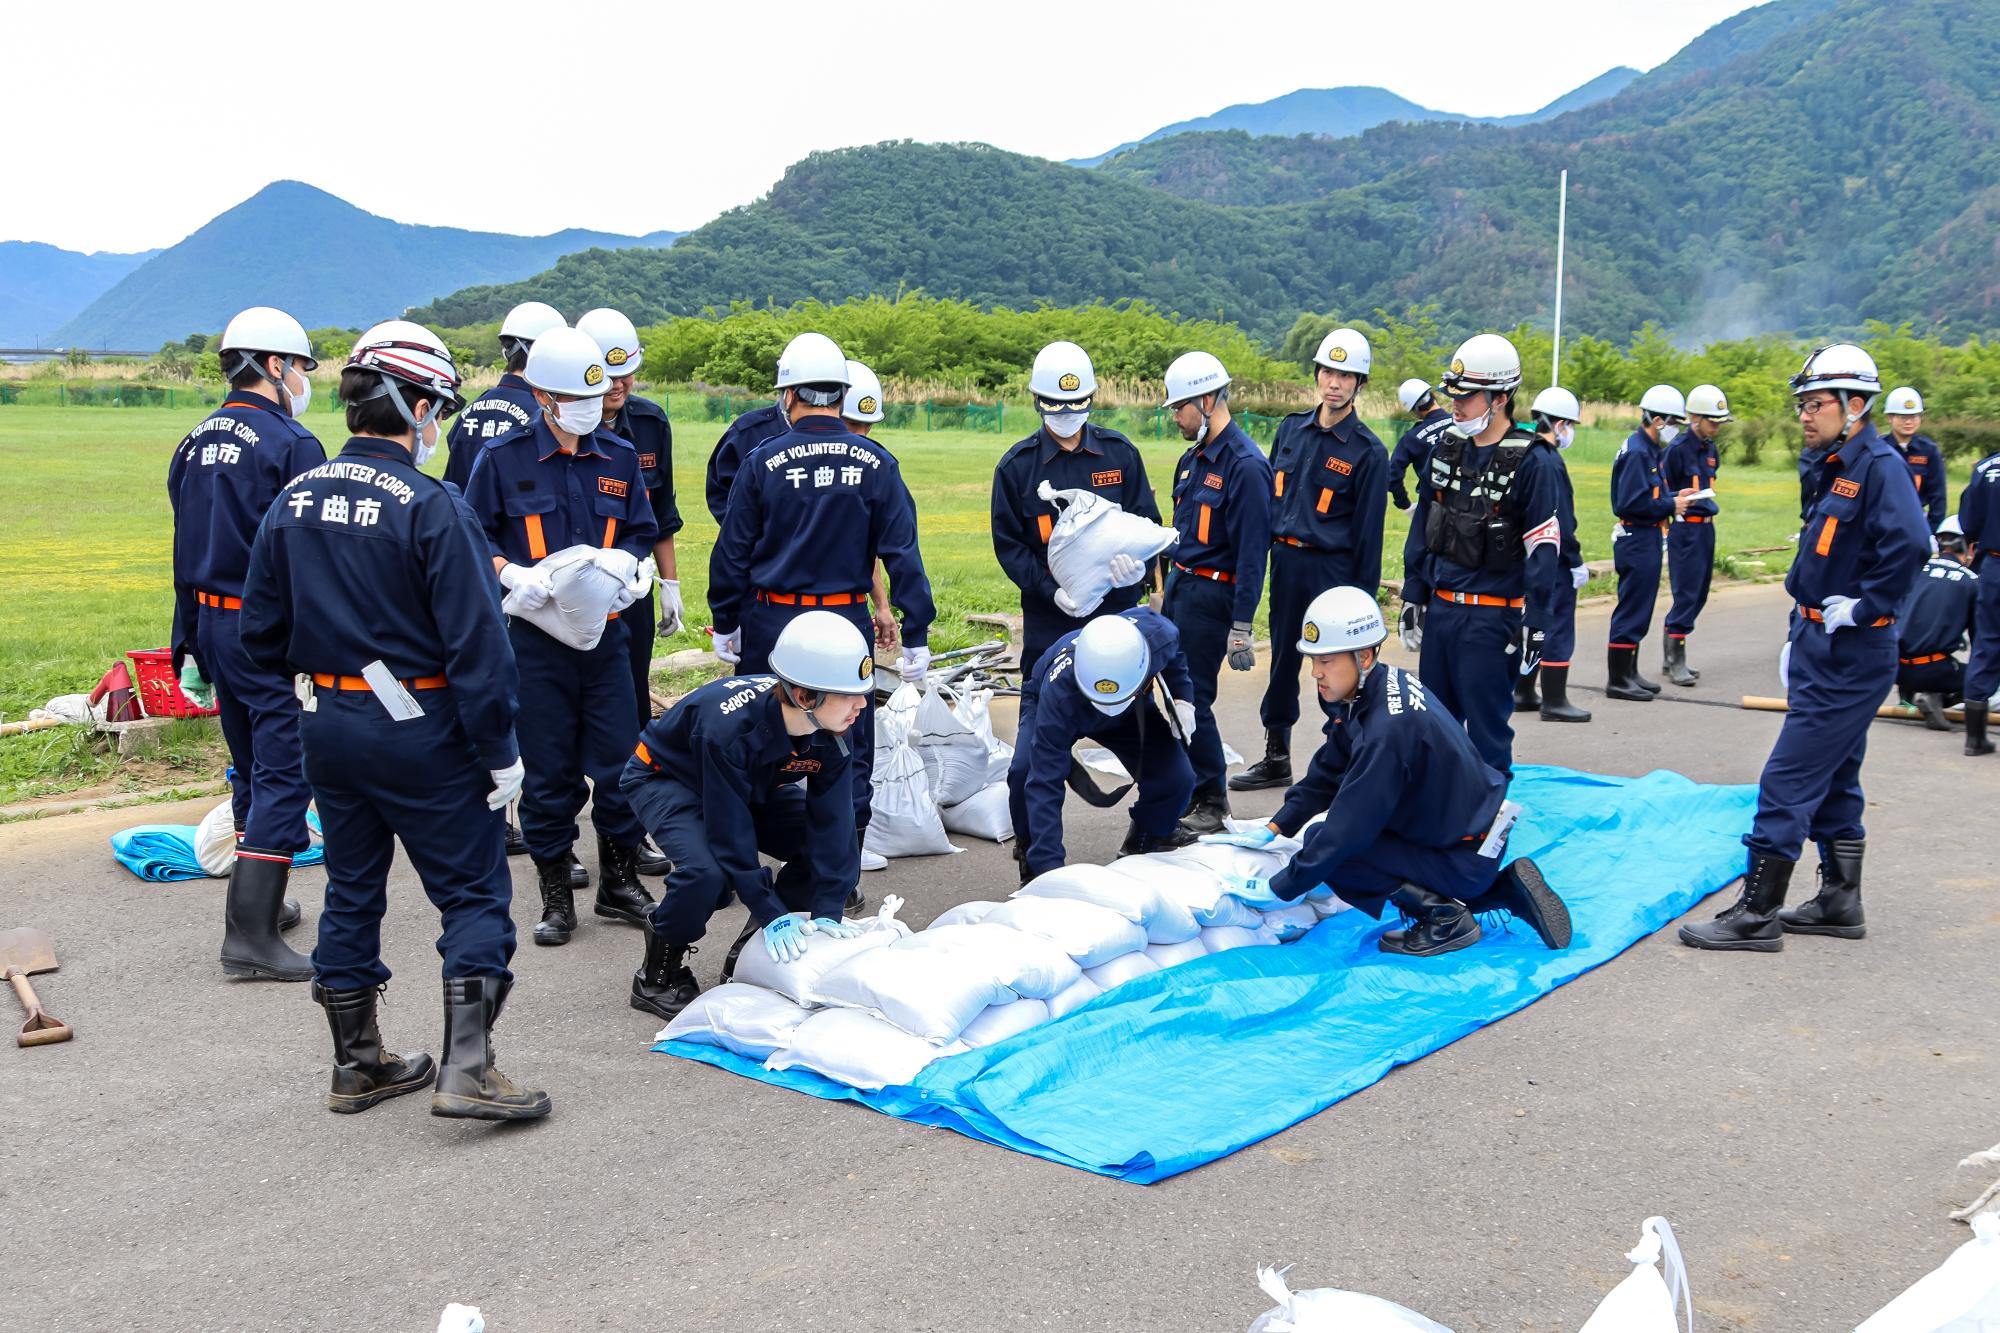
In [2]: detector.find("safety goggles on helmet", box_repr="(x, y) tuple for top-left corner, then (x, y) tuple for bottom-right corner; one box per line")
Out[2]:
(1036, 393), (1094, 415)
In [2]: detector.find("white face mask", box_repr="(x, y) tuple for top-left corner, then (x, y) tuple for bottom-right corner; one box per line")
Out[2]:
(412, 410), (441, 467)
(1448, 407), (1491, 440)
(1657, 423), (1682, 446)
(1042, 409), (1089, 439)
(284, 366), (311, 418)
(550, 396), (605, 437)
(1554, 422), (1575, 451)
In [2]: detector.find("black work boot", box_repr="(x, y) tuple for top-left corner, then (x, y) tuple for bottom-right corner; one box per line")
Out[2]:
(1378, 884), (1483, 957)
(592, 833), (653, 926)
(1605, 647), (1654, 702)
(1513, 669), (1542, 713)
(1178, 786), (1231, 836)
(504, 820), (527, 856)
(531, 856), (577, 946)
(313, 982), (436, 1113)
(1538, 665), (1592, 723)
(1914, 693), (1951, 732)
(634, 833), (672, 876)
(1461, 858), (1573, 949)
(220, 847), (314, 981)
(431, 976), (551, 1121)
(1013, 837), (1034, 887)
(632, 929), (702, 1020)
(1664, 637), (1698, 687)
(1116, 818), (1200, 858)
(1679, 851), (1794, 951)
(1228, 728), (1292, 792)
(1966, 700), (1996, 756)
(567, 852), (589, 889)
(1632, 652), (1664, 695)
(721, 916), (760, 983)
(1779, 838), (1866, 939)
(234, 818), (302, 929)
(845, 834), (867, 914)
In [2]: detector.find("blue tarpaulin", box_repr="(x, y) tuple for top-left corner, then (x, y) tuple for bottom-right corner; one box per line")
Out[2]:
(110, 810), (325, 881)
(658, 766), (1756, 1182)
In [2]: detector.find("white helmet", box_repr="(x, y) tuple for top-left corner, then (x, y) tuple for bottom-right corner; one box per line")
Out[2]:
(1162, 350), (1231, 407)
(1397, 378), (1436, 413)
(1939, 514), (1965, 538)
(769, 610), (875, 696)
(1297, 586), (1387, 655)
(1531, 386), (1581, 424)
(1790, 343), (1880, 401)
(1071, 616), (1151, 716)
(499, 301), (566, 345)
(523, 326), (610, 398)
(347, 320), (466, 426)
(219, 306), (316, 373)
(1030, 341), (1097, 404)
(1638, 384), (1688, 421)
(1441, 334), (1522, 395)
(575, 308), (642, 378)
(1883, 385), (1924, 415)
(842, 359), (885, 423)
(1686, 384), (1731, 421)
(774, 332), (849, 391)
(1313, 328), (1372, 377)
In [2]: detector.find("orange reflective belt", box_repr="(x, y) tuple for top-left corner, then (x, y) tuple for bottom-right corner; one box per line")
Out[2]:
(1273, 536), (1315, 549)
(196, 590), (242, 610)
(1900, 652), (1948, 666)
(1681, 514), (1710, 524)
(523, 513), (548, 560)
(1173, 562), (1235, 584)
(756, 590), (867, 607)
(310, 672), (448, 692)
(1434, 591), (1524, 608)
(1797, 604), (1892, 627)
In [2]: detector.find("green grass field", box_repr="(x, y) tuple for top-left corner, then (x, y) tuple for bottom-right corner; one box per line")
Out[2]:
(0, 404), (1806, 803)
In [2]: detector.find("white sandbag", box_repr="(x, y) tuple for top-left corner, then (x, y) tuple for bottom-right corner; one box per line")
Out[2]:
(1199, 894), (1270, 931)
(940, 781), (1013, 842)
(1084, 950), (1160, 991)
(1112, 852), (1239, 923)
(891, 923), (1080, 1000)
(913, 681), (990, 807)
(863, 733), (963, 860)
(985, 896), (1148, 969)
(1261, 903), (1322, 943)
(1578, 1216), (1691, 1333)
(874, 680), (921, 750)
(730, 906), (910, 1006)
(502, 544), (627, 651)
(1074, 747), (1131, 782)
(1144, 938), (1210, 970)
(655, 983), (815, 1058)
(193, 800), (237, 877)
(1046, 975), (1104, 1019)
(957, 998), (1051, 1048)
(1858, 1211), (2000, 1333)
(30, 692), (98, 724)
(958, 688), (1015, 783)
(984, 739), (1014, 785)
(1247, 1265), (1454, 1333)
(1202, 924), (1279, 953)
(1157, 840), (1293, 888)
(764, 1009), (968, 1090)
(1310, 895), (1349, 920)
(1017, 863), (1201, 945)
(812, 944), (1019, 1043)
(928, 900), (1002, 930)
(1037, 479), (1178, 617)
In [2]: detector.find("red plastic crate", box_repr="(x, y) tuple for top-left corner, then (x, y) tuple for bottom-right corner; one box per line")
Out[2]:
(127, 648), (219, 719)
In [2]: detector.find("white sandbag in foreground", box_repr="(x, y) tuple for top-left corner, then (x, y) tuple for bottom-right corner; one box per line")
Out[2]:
(864, 732), (962, 860)
(1084, 950), (1159, 990)
(1246, 1264), (1454, 1333)
(1858, 1211), (2000, 1333)
(958, 998), (1051, 1048)
(1261, 903), (1321, 942)
(732, 909), (909, 1006)
(1037, 479), (1178, 617)
(1046, 975), (1103, 1019)
(913, 682), (990, 807)
(928, 900), (1002, 929)
(1201, 924), (1279, 953)
(893, 923), (1080, 1000)
(657, 984), (815, 1058)
(193, 800), (237, 876)
(1016, 863), (1201, 944)
(764, 1009), (968, 1090)
(502, 544), (631, 651)
(813, 945), (1019, 1044)
(985, 896), (1149, 969)
(940, 781), (1013, 842)
(1143, 938), (1210, 970)
(1577, 1216), (1691, 1333)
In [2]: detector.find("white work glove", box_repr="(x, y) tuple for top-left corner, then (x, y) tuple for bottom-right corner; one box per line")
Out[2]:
(498, 562), (552, 612)
(1570, 565), (1590, 591)
(657, 579), (683, 637)
(1227, 622), (1256, 672)
(1173, 699), (1197, 738)
(485, 759), (525, 812)
(1820, 594), (1860, 634)
(713, 626), (742, 666)
(1053, 588), (1082, 617)
(898, 645), (931, 683)
(1398, 602), (1423, 653)
(1779, 640), (1792, 688)
(1610, 523), (1625, 544)
(1107, 553), (1146, 588)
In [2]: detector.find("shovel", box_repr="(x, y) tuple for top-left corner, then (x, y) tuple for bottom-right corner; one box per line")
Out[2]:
(0, 928), (73, 1046)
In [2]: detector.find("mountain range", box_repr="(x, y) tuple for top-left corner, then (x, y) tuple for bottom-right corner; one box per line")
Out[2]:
(30, 182), (677, 349)
(0, 244), (159, 346)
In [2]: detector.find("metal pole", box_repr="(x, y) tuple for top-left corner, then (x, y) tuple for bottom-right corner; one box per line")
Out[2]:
(1552, 169), (1568, 387)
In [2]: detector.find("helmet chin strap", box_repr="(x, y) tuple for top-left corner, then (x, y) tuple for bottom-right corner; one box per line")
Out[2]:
(786, 682), (851, 756)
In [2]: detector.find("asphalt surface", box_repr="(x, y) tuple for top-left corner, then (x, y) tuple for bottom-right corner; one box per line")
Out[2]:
(4, 580), (1995, 1332)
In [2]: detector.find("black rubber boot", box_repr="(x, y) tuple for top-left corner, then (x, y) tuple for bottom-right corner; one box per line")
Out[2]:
(1632, 654), (1664, 695)
(1116, 818), (1200, 858)
(504, 820), (527, 856)
(1966, 700), (1996, 756)
(1513, 668), (1542, 713)
(1779, 838), (1866, 939)
(846, 833), (867, 915)
(634, 834), (672, 876)
(1679, 851), (1794, 951)
(1228, 729), (1292, 791)
(633, 929), (702, 1020)
(1605, 647), (1655, 702)
(234, 818), (301, 929)
(313, 982), (436, 1114)
(220, 848), (314, 981)
(1538, 665), (1592, 723)
(1664, 637), (1698, 687)
(1013, 838), (1034, 887)
(567, 852), (589, 889)
(592, 834), (653, 926)
(721, 917), (760, 983)
(1461, 858), (1572, 949)
(531, 857), (577, 947)
(431, 976), (551, 1121)
(1914, 693), (1950, 731)
(1378, 884), (1483, 957)
(1178, 786), (1231, 836)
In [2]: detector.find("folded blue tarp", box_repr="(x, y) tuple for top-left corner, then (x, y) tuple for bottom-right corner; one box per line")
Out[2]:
(110, 810), (324, 881)
(659, 766), (1756, 1182)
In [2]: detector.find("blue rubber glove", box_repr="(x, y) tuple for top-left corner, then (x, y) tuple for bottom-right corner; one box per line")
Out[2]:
(762, 913), (813, 964)
(1221, 874), (1287, 909)
(812, 917), (863, 940)
(178, 661), (214, 709)
(1201, 824), (1278, 850)
(1820, 594), (1860, 634)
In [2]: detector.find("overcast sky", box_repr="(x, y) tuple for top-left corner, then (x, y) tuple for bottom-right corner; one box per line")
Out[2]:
(7, 0), (1763, 254)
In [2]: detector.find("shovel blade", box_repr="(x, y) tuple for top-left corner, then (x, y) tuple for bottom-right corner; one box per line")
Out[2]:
(0, 927), (58, 976)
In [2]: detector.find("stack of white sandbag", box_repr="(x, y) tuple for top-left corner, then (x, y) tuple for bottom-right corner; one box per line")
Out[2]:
(865, 684), (964, 860)
(911, 681), (1016, 845)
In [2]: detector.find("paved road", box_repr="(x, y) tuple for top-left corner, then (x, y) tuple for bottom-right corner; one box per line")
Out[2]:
(4, 581), (1994, 1331)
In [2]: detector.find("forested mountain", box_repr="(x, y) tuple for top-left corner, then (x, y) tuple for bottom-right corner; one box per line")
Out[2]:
(417, 0), (2000, 345)
(0, 242), (158, 345)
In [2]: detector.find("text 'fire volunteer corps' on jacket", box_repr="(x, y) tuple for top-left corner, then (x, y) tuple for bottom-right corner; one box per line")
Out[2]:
(442, 373), (539, 491)
(703, 401), (790, 523)
(990, 419), (1162, 672)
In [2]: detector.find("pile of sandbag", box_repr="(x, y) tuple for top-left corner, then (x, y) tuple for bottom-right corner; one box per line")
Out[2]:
(660, 837), (1345, 1091)
(867, 682), (1015, 856)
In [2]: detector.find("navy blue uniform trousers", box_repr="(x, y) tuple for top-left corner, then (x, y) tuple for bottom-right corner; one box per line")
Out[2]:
(1260, 544), (1349, 732)
(510, 618), (644, 860)
(1326, 831), (1507, 915)
(632, 777), (813, 945)
(1005, 694), (1195, 870)
(1665, 520), (1715, 638)
(201, 602), (313, 854)
(739, 597), (874, 831)
(1418, 598), (1520, 777)
(1546, 583), (1578, 665)
(1896, 656), (1963, 700)
(625, 587), (657, 728)
(1968, 570), (2000, 701)
(1749, 619), (1895, 861)
(302, 690), (514, 990)
(1610, 523), (1665, 647)
(1161, 570), (1232, 795)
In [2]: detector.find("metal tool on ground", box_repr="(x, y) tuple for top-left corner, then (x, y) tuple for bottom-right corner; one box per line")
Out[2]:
(1741, 695), (1971, 724)
(1, 927), (72, 1046)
